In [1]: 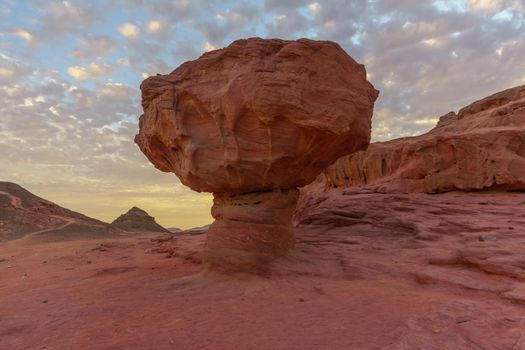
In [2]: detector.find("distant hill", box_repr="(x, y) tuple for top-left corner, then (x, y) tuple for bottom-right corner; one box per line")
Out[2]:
(180, 224), (210, 235)
(0, 181), (112, 241)
(110, 207), (170, 233)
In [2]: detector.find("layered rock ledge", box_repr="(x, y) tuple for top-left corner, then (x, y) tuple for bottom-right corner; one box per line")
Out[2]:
(311, 84), (525, 194)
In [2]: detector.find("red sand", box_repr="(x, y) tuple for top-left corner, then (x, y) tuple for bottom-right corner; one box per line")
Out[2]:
(2, 191), (525, 349)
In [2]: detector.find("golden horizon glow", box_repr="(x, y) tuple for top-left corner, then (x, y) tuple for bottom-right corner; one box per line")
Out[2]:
(11, 177), (213, 230)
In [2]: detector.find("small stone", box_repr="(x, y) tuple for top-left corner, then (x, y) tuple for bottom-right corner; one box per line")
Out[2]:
(478, 235), (497, 242)
(455, 317), (470, 324)
(299, 298), (305, 302)
(42, 300), (48, 304)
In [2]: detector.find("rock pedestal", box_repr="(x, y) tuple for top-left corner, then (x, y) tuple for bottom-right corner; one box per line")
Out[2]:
(205, 189), (298, 273)
(136, 37), (378, 273)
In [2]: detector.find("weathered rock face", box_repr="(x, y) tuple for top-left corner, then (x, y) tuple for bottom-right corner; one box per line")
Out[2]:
(206, 189), (298, 274)
(136, 37), (378, 194)
(110, 207), (169, 233)
(136, 38), (377, 272)
(313, 84), (525, 194)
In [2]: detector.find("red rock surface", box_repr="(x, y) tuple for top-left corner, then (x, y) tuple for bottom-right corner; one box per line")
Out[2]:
(2, 190), (524, 349)
(135, 37), (378, 193)
(314, 84), (525, 193)
(135, 38), (377, 272)
(205, 189), (298, 274)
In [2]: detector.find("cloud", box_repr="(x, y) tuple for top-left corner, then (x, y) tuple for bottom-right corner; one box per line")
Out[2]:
(13, 28), (33, 41)
(144, 19), (173, 40)
(118, 23), (140, 39)
(203, 41), (218, 51)
(0, 55), (33, 84)
(72, 35), (118, 59)
(29, 1), (106, 42)
(67, 63), (114, 81)
(469, 0), (503, 11)
(0, 67), (14, 78)
(147, 20), (162, 33)
(117, 58), (131, 66)
(308, 2), (320, 12)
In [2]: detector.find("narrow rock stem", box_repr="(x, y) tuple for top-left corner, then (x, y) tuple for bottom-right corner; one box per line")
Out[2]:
(205, 188), (299, 274)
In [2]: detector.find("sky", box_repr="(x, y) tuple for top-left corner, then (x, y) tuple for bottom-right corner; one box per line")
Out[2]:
(1, 0), (524, 229)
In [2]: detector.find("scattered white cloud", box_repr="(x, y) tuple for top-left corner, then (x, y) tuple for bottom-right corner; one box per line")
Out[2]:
(117, 58), (130, 66)
(22, 97), (33, 107)
(469, 0), (502, 11)
(118, 23), (140, 39)
(13, 28), (33, 41)
(67, 63), (113, 81)
(323, 20), (335, 28)
(147, 20), (162, 32)
(415, 118), (439, 125)
(203, 41), (217, 51)
(73, 35), (117, 59)
(422, 38), (442, 47)
(49, 106), (60, 116)
(0, 67), (14, 79)
(100, 82), (134, 100)
(308, 2), (320, 12)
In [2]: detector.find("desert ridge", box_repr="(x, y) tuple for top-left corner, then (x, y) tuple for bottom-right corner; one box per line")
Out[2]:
(0, 181), (173, 242)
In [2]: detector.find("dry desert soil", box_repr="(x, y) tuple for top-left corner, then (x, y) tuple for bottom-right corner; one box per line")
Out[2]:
(2, 190), (525, 350)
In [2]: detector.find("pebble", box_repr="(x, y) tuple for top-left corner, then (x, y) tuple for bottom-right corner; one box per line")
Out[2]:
(455, 317), (470, 324)
(478, 235), (497, 242)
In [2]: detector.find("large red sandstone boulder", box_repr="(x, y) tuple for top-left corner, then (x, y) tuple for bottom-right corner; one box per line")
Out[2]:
(136, 38), (378, 273)
(136, 38), (378, 194)
(310, 84), (525, 194)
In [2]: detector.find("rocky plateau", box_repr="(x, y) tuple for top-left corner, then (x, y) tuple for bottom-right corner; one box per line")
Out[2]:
(309, 84), (525, 194)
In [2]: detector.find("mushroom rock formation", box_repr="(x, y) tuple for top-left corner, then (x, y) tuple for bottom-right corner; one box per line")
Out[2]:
(135, 38), (378, 273)
(306, 84), (525, 195)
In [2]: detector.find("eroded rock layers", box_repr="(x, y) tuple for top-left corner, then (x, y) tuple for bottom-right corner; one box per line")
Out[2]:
(317, 84), (525, 194)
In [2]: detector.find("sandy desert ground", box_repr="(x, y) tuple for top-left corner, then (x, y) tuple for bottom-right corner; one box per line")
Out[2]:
(2, 190), (525, 350)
